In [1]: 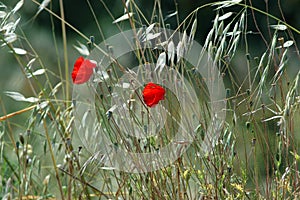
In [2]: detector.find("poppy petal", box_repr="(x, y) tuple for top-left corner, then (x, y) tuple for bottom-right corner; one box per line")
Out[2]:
(142, 82), (165, 107)
(72, 56), (97, 84)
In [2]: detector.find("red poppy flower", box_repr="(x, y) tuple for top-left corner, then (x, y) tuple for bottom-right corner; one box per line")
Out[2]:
(142, 82), (166, 107)
(71, 56), (97, 84)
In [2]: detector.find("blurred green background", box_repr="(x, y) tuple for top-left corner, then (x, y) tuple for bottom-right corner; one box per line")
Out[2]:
(1, 0), (300, 135)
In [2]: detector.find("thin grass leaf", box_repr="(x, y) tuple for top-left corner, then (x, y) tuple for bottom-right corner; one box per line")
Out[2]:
(257, 33), (277, 100)
(27, 69), (46, 78)
(283, 40), (293, 48)
(73, 41), (90, 56)
(101, 166), (116, 170)
(261, 115), (282, 122)
(167, 41), (175, 64)
(50, 82), (62, 96)
(11, 47), (27, 55)
(214, 37), (225, 63)
(253, 52), (266, 81)
(138, 23), (159, 43)
(217, 21), (224, 36)
(124, 0), (130, 13)
(81, 110), (90, 128)
(5, 91), (39, 103)
(43, 174), (51, 185)
(0, 3), (6, 9)
(94, 70), (109, 82)
(218, 12), (233, 21)
(0, 11), (6, 18)
(122, 82), (130, 89)
(12, 0), (24, 14)
(188, 19), (197, 49)
(270, 24), (287, 31)
(1, 22), (14, 34)
(164, 11), (177, 21)
(65, 116), (74, 133)
(12, 17), (21, 32)
(115, 82), (131, 89)
(202, 28), (214, 50)
(155, 52), (166, 73)
(213, 14), (219, 42)
(191, 19), (197, 36)
(33, 68), (46, 76)
(208, 40), (213, 56)
(26, 58), (36, 69)
(36, 0), (51, 15)
(145, 23), (156, 35)
(222, 21), (232, 37)
(182, 30), (188, 51)
(227, 33), (240, 57)
(142, 32), (161, 42)
(273, 49), (288, 82)
(226, 31), (241, 36)
(112, 12), (133, 24)
(239, 12), (245, 30)
(232, 21), (238, 35)
(213, 0), (242, 9)
(177, 41), (184, 63)
(232, 34), (240, 54)
(2, 33), (17, 44)
(106, 105), (117, 116)
(282, 71), (299, 125)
